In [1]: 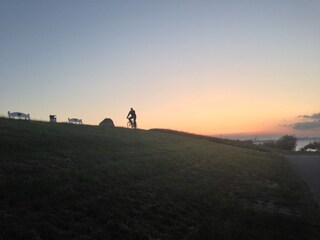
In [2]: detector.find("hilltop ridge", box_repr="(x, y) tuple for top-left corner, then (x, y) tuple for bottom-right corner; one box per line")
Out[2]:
(0, 118), (319, 239)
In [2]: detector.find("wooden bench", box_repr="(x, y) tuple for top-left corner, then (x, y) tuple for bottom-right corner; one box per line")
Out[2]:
(8, 111), (30, 120)
(68, 118), (83, 124)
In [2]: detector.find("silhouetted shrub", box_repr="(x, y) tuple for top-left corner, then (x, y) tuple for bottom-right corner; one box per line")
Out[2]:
(275, 135), (297, 151)
(261, 140), (276, 148)
(261, 135), (297, 151)
(300, 141), (320, 152)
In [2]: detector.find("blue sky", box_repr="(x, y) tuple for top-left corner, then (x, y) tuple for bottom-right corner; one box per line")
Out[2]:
(1, 0), (319, 135)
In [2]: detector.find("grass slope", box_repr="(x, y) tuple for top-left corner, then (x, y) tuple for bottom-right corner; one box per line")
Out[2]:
(0, 118), (319, 240)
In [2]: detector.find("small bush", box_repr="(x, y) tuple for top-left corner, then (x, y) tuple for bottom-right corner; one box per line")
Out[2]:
(275, 135), (297, 151)
(261, 135), (297, 151)
(300, 141), (320, 152)
(261, 140), (276, 148)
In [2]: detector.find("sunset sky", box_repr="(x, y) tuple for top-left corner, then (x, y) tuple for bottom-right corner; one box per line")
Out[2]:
(1, 0), (319, 136)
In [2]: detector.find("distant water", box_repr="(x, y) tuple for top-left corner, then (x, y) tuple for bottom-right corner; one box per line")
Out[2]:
(217, 134), (320, 151)
(295, 139), (315, 151)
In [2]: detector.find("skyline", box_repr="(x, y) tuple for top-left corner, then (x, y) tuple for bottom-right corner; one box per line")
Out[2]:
(1, 0), (320, 136)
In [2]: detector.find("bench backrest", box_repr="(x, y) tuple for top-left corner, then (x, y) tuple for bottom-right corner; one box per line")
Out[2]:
(8, 111), (30, 120)
(68, 118), (83, 124)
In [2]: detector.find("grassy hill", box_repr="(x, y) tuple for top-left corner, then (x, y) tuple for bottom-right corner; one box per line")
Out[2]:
(0, 118), (319, 240)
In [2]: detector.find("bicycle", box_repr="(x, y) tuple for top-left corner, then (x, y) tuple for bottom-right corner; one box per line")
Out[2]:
(127, 118), (137, 129)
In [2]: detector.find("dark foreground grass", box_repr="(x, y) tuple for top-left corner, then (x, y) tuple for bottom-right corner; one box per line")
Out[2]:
(0, 118), (319, 240)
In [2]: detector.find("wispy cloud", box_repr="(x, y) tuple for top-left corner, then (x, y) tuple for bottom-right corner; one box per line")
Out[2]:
(291, 112), (320, 130)
(298, 113), (320, 120)
(292, 120), (320, 130)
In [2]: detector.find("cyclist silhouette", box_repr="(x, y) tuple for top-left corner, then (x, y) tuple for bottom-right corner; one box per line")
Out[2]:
(127, 108), (137, 128)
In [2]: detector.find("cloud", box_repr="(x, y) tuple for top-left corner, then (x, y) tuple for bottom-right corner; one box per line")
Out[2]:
(299, 113), (320, 120)
(291, 112), (320, 130)
(292, 120), (320, 130)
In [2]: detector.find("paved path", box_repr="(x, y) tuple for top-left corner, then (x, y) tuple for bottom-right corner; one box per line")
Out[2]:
(286, 155), (320, 206)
